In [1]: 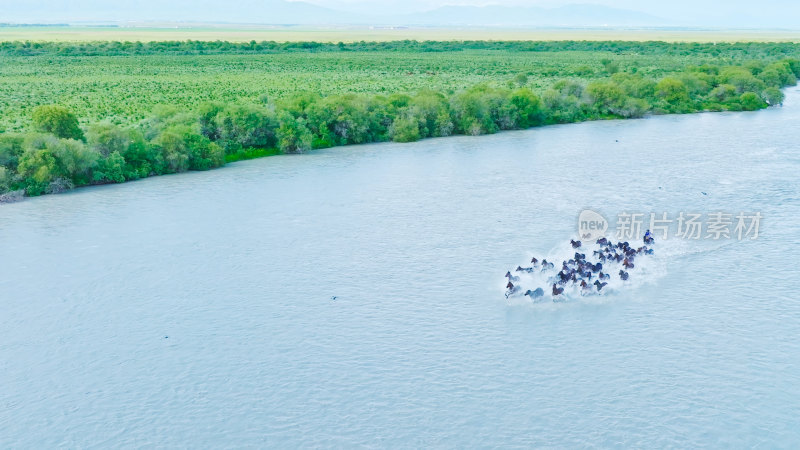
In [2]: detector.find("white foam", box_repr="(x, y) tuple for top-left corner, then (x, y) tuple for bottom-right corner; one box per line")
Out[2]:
(503, 235), (704, 305)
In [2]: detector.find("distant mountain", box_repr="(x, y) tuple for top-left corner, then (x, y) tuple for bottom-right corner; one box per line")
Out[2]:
(395, 4), (668, 27)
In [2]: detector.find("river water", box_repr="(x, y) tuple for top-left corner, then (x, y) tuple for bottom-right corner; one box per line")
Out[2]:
(2, 88), (799, 447)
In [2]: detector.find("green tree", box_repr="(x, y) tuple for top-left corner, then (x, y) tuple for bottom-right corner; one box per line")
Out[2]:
(708, 84), (737, 103)
(49, 138), (98, 186)
(184, 131), (225, 170)
(677, 72), (712, 96)
(277, 113), (312, 154)
(279, 91), (322, 118)
(87, 123), (132, 157)
(655, 78), (692, 112)
(16, 146), (59, 196)
(306, 95), (388, 146)
(449, 85), (514, 135)
(613, 97), (649, 118)
(656, 78), (690, 103)
(18, 134), (99, 190)
(150, 128), (191, 174)
(390, 115), (421, 142)
(0, 134), (25, 171)
(719, 67), (766, 94)
(31, 105), (85, 141)
(739, 92), (767, 111)
(197, 102), (225, 140)
(586, 81), (626, 115)
(214, 105), (278, 155)
(763, 87), (785, 106)
(509, 88), (545, 128)
(94, 151), (126, 183)
(408, 90), (453, 138)
(541, 89), (584, 124)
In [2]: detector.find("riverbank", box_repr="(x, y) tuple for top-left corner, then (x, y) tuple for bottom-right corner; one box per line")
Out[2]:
(1, 41), (798, 200)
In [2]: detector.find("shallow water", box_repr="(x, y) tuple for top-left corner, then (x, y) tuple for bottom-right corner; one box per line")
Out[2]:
(2, 89), (800, 447)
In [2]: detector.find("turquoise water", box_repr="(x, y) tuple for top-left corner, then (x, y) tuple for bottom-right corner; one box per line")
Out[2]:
(2, 89), (799, 447)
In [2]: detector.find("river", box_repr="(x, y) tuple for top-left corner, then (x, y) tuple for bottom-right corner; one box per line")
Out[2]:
(1, 88), (799, 447)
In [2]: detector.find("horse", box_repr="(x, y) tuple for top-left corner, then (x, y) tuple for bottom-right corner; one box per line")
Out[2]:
(619, 270), (629, 281)
(570, 239), (582, 249)
(552, 283), (564, 296)
(524, 288), (545, 299)
(505, 271), (520, 282)
(505, 282), (521, 298)
(593, 280), (608, 291)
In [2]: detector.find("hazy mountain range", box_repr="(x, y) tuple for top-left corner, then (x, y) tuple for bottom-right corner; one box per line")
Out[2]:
(0, 0), (796, 28)
(400, 4), (665, 27)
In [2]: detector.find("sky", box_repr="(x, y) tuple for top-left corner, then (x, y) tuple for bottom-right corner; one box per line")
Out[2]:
(288, 0), (785, 13)
(290, 0), (800, 23)
(1, 0), (798, 28)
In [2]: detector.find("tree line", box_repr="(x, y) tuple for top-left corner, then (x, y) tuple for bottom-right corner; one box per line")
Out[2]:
(2, 39), (800, 58)
(1, 58), (798, 198)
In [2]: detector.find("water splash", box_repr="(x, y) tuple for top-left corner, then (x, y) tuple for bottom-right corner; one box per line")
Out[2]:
(503, 235), (710, 305)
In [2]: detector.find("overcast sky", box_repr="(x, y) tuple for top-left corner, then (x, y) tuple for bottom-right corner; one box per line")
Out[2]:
(290, 0), (800, 21)
(2, 0), (798, 28)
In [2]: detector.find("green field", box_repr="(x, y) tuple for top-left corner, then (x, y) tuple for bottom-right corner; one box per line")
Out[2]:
(2, 41), (799, 131)
(0, 51), (714, 131)
(1, 40), (799, 198)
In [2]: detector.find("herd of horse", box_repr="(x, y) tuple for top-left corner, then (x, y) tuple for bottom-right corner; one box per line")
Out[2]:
(505, 231), (656, 301)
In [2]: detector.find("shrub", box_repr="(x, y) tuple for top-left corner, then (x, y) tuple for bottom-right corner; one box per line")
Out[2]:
(763, 87), (785, 106)
(31, 105), (85, 141)
(740, 92), (767, 111)
(390, 115), (421, 142)
(277, 113), (313, 153)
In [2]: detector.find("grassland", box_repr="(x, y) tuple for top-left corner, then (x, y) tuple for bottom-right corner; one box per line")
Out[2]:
(0, 51), (692, 131)
(1, 43), (796, 131)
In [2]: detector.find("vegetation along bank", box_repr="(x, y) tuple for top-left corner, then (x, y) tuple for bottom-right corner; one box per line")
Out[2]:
(1, 40), (799, 199)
